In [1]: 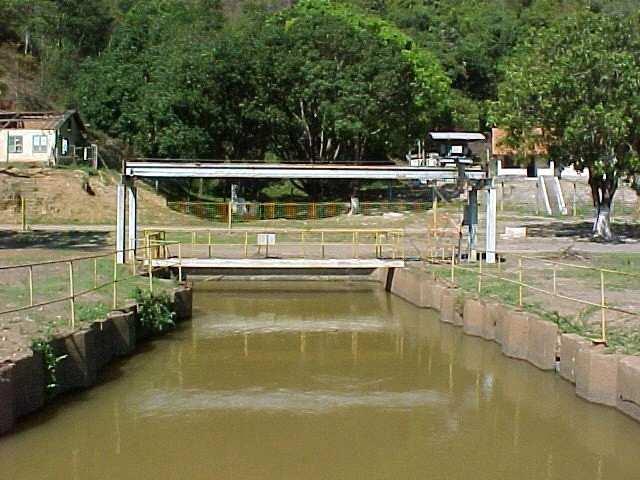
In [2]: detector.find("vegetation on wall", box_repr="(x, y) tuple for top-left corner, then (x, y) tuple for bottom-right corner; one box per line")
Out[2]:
(133, 288), (176, 333)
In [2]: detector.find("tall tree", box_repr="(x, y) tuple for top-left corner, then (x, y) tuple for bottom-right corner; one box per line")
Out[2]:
(493, 11), (640, 239)
(245, 0), (451, 165)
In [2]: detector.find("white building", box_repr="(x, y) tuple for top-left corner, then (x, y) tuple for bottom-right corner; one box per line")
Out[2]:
(0, 111), (92, 165)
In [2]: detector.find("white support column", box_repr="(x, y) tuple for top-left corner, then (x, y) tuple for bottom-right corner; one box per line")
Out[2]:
(485, 183), (497, 264)
(468, 188), (478, 261)
(127, 182), (138, 263)
(116, 182), (126, 264)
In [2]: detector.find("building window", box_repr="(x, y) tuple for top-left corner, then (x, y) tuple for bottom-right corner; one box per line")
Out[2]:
(9, 135), (23, 154)
(33, 135), (48, 154)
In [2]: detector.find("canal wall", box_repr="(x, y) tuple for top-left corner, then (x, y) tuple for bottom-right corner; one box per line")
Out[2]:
(382, 266), (640, 424)
(0, 285), (193, 436)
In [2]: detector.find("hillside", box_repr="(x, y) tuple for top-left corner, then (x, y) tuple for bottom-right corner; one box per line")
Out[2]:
(0, 44), (53, 111)
(0, 166), (204, 226)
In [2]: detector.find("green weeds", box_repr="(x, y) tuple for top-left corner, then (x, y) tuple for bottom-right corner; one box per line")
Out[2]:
(132, 288), (175, 333)
(31, 323), (67, 394)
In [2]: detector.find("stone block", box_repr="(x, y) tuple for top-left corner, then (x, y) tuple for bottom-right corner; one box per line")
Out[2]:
(463, 298), (485, 337)
(172, 285), (193, 322)
(430, 284), (447, 312)
(559, 334), (591, 383)
(526, 318), (558, 371)
(0, 363), (16, 435)
(616, 356), (640, 421)
(453, 300), (464, 327)
(481, 301), (502, 341)
(391, 269), (426, 307)
(371, 267), (388, 284)
(575, 346), (621, 406)
(93, 318), (115, 371)
(500, 310), (530, 360)
(55, 328), (98, 391)
(491, 303), (509, 345)
(108, 310), (136, 356)
(440, 289), (457, 324)
(11, 351), (45, 417)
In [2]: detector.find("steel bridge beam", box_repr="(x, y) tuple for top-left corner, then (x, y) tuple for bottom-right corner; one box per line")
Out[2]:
(124, 161), (486, 182)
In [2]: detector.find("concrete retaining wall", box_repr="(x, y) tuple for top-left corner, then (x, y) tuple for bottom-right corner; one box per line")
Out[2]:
(381, 267), (640, 423)
(559, 334), (591, 383)
(463, 299), (486, 337)
(0, 285), (193, 436)
(575, 347), (621, 406)
(617, 356), (640, 422)
(526, 318), (558, 371)
(0, 363), (15, 434)
(390, 268), (429, 307)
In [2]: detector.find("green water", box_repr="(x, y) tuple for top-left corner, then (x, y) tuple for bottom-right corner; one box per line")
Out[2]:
(1, 282), (639, 479)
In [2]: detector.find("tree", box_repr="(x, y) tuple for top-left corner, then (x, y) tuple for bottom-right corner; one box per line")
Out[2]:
(493, 11), (640, 239)
(76, 0), (453, 200)
(245, 0), (451, 165)
(74, 0), (227, 156)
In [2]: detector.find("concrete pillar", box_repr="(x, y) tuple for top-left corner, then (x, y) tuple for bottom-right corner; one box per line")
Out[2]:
(127, 183), (137, 263)
(485, 184), (497, 264)
(116, 182), (126, 264)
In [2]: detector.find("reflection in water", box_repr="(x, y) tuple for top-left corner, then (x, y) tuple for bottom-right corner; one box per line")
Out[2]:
(133, 387), (449, 415)
(0, 282), (640, 480)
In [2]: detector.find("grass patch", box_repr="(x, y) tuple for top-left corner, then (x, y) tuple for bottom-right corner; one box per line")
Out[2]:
(76, 302), (109, 323)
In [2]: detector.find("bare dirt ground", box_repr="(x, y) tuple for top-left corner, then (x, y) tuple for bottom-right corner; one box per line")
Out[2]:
(0, 165), (209, 227)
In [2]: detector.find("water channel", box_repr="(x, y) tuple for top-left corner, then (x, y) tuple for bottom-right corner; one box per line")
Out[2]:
(1, 282), (640, 479)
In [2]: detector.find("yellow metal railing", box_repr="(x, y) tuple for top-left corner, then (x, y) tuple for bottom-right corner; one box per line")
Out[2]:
(425, 245), (640, 345)
(0, 242), (167, 329)
(144, 228), (406, 262)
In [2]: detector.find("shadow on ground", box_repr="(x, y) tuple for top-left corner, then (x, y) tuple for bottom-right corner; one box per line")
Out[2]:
(0, 230), (111, 249)
(525, 221), (640, 242)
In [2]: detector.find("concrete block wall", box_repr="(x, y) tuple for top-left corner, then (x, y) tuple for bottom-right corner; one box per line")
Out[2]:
(617, 357), (640, 421)
(0, 285), (193, 436)
(380, 267), (640, 423)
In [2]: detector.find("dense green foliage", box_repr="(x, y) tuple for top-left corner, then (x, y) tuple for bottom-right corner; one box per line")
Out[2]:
(2, 0), (640, 215)
(73, 0), (452, 165)
(4, 0), (627, 154)
(493, 11), (640, 238)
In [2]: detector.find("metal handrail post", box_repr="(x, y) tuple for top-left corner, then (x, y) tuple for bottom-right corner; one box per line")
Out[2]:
(147, 236), (153, 293)
(112, 252), (118, 309)
(28, 265), (34, 306)
(68, 261), (75, 329)
(450, 246), (455, 283)
(21, 197), (27, 231)
(600, 271), (607, 343)
(518, 258), (523, 307)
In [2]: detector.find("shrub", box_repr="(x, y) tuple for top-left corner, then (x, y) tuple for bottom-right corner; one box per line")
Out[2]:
(133, 288), (175, 333)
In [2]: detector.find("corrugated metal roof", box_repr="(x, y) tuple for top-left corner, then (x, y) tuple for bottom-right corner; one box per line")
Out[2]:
(0, 111), (76, 130)
(491, 128), (547, 156)
(429, 132), (486, 141)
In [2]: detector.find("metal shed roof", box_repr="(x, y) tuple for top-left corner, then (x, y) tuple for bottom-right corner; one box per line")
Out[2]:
(429, 132), (486, 141)
(0, 110), (83, 131)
